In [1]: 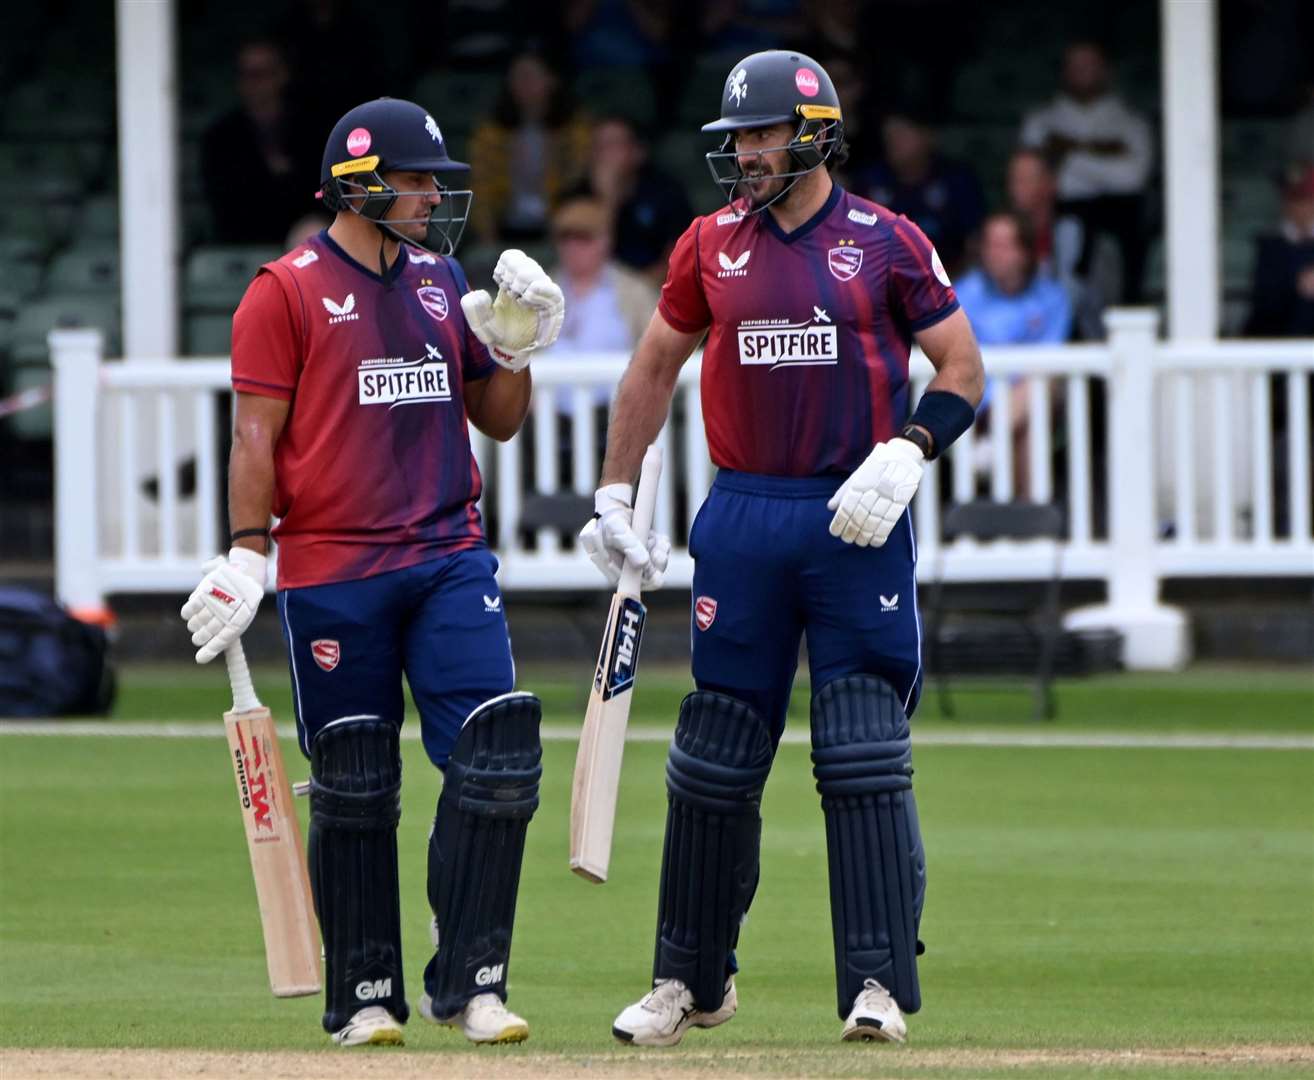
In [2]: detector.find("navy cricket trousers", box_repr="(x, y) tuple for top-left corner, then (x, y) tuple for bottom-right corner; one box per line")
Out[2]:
(276, 547), (514, 767)
(689, 469), (923, 745)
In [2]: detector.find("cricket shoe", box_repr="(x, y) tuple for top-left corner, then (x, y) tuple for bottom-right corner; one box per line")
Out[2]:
(612, 977), (737, 1047)
(419, 991), (530, 1044)
(841, 978), (907, 1043)
(331, 1006), (405, 1047)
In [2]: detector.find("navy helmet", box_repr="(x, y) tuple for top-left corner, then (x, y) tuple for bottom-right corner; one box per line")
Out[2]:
(319, 97), (472, 255)
(701, 50), (845, 213)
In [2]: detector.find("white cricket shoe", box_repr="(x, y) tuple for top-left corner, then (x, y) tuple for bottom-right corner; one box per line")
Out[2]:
(331, 1005), (405, 1046)
(842, 978), (907, 1043)
(612, 978), (737, 1047)
(419, 991), (530, 1044)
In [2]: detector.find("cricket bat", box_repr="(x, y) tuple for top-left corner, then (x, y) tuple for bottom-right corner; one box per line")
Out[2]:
(570, 444), (663, 883)
(223, 641), (322, 997)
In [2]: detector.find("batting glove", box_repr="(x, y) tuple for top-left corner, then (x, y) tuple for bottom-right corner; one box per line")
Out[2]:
(460, 249), (565, 372)
(180, 547), (267, 663)
(579, 483), (670, 589)
(827, 437), (925, 547)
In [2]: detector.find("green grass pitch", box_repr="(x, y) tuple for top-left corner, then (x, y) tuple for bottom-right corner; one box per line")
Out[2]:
(1, 664), (1311, 1078)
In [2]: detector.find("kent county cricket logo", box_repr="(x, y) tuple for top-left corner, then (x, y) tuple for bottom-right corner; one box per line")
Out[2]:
(728, 68), (748, 106)
(828, 240), (863, 282)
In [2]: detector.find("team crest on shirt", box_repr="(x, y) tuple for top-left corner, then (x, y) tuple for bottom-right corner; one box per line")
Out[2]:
(827, 240), (863, 282)
(694, 596), (717, 631)
(416, 285), (449, 321)
(311, 639), (340, 671)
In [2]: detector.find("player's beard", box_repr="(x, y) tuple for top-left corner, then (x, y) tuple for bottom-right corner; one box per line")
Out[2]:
(739, 163), (787, 209)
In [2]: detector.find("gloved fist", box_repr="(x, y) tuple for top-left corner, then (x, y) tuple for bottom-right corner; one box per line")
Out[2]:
(827, 437), (925, 547)
(459, 249), (565, 372)
(578, 483), (670, 590)
(180, 547), (267, 663)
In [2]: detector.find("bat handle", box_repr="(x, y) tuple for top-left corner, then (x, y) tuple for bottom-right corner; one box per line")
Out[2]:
(619, 444), (663, 596)
(225, 640), (263, 713)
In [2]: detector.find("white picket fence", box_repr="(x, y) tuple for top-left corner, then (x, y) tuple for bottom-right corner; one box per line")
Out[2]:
(50, 310), (1313, 667)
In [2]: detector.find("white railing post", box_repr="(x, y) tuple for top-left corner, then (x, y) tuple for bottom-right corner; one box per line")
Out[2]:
(1065, 309), (1190, 669)
(51, 329), (107, 618)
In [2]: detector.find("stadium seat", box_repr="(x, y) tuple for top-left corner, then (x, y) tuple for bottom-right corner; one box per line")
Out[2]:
(1221, 120), (1290, 172)
(185, 312), (232, 356)
(1, 80), (112, 138)
(575, 70), (657, 130)
(81, 193), (120, 240)
(45, 246), (120, 295)
(923, 501), (1067, 721)
(11, 294), (121, 361)
(0, 238), (48, 300)
(1223, 233), (1258, 296)
(184, 245), (279, 313)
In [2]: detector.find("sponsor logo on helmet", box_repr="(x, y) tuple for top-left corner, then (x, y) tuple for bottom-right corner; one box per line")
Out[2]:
(795, 68), (820, 97)
(931, 246), (953, 288)
(424, 114), (443, 144)
(716, 210), (744, 226)
(292, 248), (319, 268)
(847, 207), (878, 226)
(311, 639), (340, 671)
(322, 293), (359, 323)
(694, 596), (717, 631)
(357, 345), (452, 408)
(346, 127), (372, 156)
(827, 240), (863, 282)
(717, 250), (750, 278)
(417, 285), (449, 321)
(728, 68), (748, 106)
(737, 312), (838, 369)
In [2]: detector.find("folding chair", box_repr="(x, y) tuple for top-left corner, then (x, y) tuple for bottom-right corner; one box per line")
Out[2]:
(924, 500), (1065, 721)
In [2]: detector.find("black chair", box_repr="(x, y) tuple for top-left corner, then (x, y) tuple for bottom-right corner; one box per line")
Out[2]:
(923, 501), (1065, 721)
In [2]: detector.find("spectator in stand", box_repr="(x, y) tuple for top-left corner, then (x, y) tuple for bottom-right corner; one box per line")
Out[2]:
(1288, 83), (1314, 168)
(1245, 163), (1314, 338)
(274, 0), (387, 130)
(822, 53), (879, 179)
(955, 212), (1073, 499)
(854, 107), (986, 277)
(578, 115), (692, 282)
(468, 52), (590, 245)
(201, 38), (321, 244)
(285, 212), (332, 251)
(541, 194), (657, 413)
(1005, 147), (1101, 339)
(566, 0), (673, 71)
(1020, 40), (1154, 304)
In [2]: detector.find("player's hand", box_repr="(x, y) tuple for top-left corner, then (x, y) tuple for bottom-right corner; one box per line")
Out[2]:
(180, 547), (267, 663)
(460, 249), (565, 372)
(826, 437), (925, 548)
(579, 483), (670, 590)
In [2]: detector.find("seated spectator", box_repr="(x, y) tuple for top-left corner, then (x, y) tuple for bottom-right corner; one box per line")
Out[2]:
(955, 212), (1073, 499)
(1245, 163), (1314, 338)
(1020, 40), (1153, 304)
(541, 194), (657, 414)
(1006, 148), (1101, 339)
(566, 0), (673, 70)
(854, 107), (985, 276)
(821, 53), (879, 179)
(469, 52), (591, 244)
(1289, 84), (1314, 166)
(201, 37), (321, 245)
(285, 212), (332, 251)
(578, 115), (692, 282)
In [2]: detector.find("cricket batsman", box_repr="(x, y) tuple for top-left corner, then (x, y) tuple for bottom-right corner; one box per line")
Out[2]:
(579, 51), (985, 1044)
(180, 97), (563, 1046)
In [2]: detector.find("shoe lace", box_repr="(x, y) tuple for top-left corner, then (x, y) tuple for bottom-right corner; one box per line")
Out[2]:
(859, 978), (893, 1004)
(469, 992), (511, 1017)
(641, 979), (691, 1014)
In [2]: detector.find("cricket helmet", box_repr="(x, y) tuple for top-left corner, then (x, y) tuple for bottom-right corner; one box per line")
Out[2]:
(318, 97), (472, 255)
(701, 50), (845, 213)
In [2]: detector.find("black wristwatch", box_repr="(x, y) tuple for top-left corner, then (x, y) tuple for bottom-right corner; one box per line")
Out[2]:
(899, 424), (935, 460)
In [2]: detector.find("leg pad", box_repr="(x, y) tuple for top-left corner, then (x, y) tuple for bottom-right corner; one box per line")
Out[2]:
(425, 693), (542, 1018)
(811, 675), (925, 1017)
(310, 717), (407, 1032)
(653, 691), (772, 1012)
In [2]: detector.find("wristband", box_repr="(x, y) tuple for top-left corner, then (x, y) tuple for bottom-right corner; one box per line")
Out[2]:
(907, 391), (976, 460)
(230, 527), (270, 543)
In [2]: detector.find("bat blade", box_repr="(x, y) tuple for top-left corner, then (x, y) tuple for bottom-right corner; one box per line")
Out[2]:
(570, 591), (647, 882)
(224, 705), (322, 997)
